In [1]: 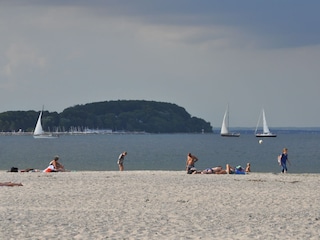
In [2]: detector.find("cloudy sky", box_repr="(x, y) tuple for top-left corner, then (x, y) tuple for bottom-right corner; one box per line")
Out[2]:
(1, 0), (319, 128)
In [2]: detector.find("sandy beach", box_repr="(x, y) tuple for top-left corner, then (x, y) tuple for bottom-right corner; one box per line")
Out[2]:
(1, 171), (320, 240)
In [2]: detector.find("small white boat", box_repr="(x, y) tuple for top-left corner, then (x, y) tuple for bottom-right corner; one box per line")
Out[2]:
(33, 108), (58, 139)
(255, 109), (277, 137)
(220, 104), (240, 137)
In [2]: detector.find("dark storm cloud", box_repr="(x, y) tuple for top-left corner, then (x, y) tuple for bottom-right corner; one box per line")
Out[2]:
(8, 0), (320, 48)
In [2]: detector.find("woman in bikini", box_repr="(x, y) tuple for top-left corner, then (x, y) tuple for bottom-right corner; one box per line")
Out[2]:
(43, 156), (65, 172)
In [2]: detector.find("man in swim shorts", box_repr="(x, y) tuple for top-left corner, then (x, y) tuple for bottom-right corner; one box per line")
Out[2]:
(186, 153), (198, 174)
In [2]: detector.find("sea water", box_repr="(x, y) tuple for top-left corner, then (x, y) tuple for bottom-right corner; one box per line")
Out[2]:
(0, 132), (319, 173)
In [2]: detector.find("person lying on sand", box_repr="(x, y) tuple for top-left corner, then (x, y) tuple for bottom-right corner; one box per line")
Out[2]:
(0, 182), (23, 187)
(20, 168), (40, 172)
(192, 163), (251, 174)
(191, 166), (226, 174)
(197, 166), (226, 174)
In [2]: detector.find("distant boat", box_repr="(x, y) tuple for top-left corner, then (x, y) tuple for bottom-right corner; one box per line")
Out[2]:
(220, 104), (240, 137)
(255, 109), (277, 137)
(33, 108), (58, 139)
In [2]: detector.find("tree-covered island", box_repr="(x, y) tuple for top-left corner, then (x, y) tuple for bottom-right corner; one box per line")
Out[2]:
(0, 100), (212, 134)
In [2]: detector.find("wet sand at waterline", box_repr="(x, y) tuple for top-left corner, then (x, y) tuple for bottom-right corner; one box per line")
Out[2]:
(1, 171), (320, 239)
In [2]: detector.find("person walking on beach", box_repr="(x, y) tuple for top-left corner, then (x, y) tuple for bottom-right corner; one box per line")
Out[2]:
(117, 151), (127, 171)
(279, 148), (291, 173)
(186, 153), (198, 174)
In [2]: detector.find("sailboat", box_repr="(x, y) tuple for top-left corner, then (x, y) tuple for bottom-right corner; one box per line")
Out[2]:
(255, 109), (277, 137)
(220, 104), (240, 137)
(33, 108), (58, 139)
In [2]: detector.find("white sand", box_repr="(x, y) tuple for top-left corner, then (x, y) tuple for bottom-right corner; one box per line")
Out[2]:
(1, 171), (320, 240)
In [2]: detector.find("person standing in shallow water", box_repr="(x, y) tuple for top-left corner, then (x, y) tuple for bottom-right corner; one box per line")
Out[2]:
(117, 152), (127, 171)
(279, 148), (291, 173)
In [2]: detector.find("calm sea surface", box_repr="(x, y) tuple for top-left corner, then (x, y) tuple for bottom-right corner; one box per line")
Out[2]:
(0, 132), (319, 173)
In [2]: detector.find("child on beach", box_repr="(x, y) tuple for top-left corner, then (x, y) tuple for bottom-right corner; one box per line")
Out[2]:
(279, 148), (291, 173)
(245, 163), (251, 172)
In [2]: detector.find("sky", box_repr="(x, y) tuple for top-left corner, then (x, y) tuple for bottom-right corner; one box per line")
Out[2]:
(1, 0), (320, 128)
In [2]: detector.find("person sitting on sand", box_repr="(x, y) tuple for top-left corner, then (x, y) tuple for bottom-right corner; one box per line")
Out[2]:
(0, 182), (23, 187)
(43, 155), (65, 172)
(245, 163), (251, 173)
(186, 153), (198, 174)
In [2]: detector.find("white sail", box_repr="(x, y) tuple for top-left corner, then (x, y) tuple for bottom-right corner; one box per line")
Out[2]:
(33, 108), (58, 139)
(262, 109), (271, 134)
(33, 111), (44, 136)
(220, 110), (229, 135)
(220, 104), (240, 137)
(255, 108), (276, 137)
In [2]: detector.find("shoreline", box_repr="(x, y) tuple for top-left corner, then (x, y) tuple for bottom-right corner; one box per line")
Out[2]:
(2, 169), (320, 174)
(1, 171), (320, 239)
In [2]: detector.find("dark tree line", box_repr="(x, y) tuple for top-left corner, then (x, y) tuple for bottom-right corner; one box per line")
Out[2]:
(0, 100), (213, 133)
